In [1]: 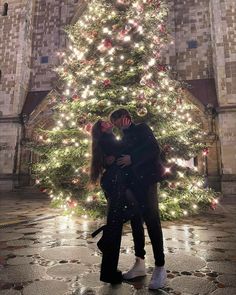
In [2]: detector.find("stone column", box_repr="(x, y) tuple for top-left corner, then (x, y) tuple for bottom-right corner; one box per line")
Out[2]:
(210, 0), (236, 195)
(0, 0), (36, 190)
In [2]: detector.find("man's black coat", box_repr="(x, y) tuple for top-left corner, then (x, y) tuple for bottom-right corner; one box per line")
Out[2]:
(121, 123), (164, 186)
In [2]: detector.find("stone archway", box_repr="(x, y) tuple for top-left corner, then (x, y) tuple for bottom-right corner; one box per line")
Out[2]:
(183, 89), (221, 191)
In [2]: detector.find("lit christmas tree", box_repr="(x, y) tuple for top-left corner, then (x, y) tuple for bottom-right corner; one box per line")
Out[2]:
(31, 0), (219, 220)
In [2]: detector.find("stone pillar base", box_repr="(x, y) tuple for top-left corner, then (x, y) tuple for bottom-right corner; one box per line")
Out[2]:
(0, 174), (18, 191)
(221, 174), (236, 195)
(208, 175), (221, 192)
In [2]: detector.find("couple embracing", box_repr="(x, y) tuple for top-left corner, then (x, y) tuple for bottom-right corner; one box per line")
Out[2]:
(90, 108), (166, 290)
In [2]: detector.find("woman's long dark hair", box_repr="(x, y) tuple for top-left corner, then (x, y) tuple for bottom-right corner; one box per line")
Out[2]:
(90, 120), (104, 184)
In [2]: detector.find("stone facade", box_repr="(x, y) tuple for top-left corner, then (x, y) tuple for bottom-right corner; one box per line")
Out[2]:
(165, 0), (236, 194)
(29, 0), (79, 91)
(210, 0), (236, 194)
(0, 0), (36, 189)
(0, 0), (78, 190)
(167, 0), (214, 80)
(0, 0), (235, 194)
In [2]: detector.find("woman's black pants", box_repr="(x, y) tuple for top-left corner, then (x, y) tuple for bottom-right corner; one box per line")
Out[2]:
(99, 196), (124, 280)
(99, 167), (130, 280)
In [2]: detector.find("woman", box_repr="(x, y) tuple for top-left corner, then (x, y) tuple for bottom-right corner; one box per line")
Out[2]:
(90, 119), (138, 284)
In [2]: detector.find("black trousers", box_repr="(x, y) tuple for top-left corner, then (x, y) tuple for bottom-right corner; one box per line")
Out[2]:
(129, 183), (165, 267)
(99, 166), (135, 279)
(99, 196), (123, 279)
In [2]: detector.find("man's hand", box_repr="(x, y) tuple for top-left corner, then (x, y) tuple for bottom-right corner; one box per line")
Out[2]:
(117, 155), (132, 167)
(105, 156), (115, 166)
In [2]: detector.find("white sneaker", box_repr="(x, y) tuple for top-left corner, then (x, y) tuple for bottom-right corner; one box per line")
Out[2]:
(122, 257), (146, 280)
(148, 266), (167, 290)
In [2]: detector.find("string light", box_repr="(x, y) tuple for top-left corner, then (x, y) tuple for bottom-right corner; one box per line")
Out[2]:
(33, 0), (217, 222)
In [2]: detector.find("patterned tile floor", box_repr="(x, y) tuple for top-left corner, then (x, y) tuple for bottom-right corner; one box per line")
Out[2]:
(0, 189), (236, 295)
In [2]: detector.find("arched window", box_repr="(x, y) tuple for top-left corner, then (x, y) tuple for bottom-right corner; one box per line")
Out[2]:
(2, 3), (8, 16)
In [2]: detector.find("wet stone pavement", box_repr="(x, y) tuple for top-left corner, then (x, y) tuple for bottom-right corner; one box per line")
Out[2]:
(0, 190), (236, 295)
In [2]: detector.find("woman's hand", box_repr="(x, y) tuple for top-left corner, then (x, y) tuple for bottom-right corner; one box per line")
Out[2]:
(121, 117), (131, 129)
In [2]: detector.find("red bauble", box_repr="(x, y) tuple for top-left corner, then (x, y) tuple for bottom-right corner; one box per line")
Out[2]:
(72, 94), (79, 101)
(92, 195), (98, 201)
(85, 123), (93, 133)
(103, 79), (111, 87)
(67, 199), (77, 208)
(137, 93), (146, 101)
(157, 64), (166, 72)
(158, 24), (165, 33)
(177, 97), (183, 104)
(203, 147), (209, 156)
(163, 144), (171, 153)
(103, 38), (113, 48)
(211, 199), (217, 210)
(136, 4), (144, 13)
(119, 29), (128, 38)
(169, 183), (176, 189)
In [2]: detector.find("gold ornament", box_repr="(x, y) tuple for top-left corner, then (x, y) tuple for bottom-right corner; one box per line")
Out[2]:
(126, 59), (134, 65)
(137, 106), (148, 117)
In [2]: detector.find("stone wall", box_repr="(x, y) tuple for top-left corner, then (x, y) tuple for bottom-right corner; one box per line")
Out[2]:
(210, 0), (236, 194)
(29, 0), (78, 91)
(0, 0), (78, 190)
(210, 0), (236, 105)
(0, 0), (36, 190)
(0, 0), (35, 116)
(165, 0), (221, 191)
(167, 0), (213, 80)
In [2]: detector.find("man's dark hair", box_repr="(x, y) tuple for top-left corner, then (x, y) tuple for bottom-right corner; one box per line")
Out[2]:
(109, 108), (131, 122)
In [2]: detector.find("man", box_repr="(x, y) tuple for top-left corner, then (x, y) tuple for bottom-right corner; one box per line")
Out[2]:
(110, 108), (166, 290)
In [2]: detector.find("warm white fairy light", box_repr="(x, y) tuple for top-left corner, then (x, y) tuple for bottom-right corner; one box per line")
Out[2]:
(87, 196), (93, 202)
(160, 203), (166, 210)
(148, 58), (156, 66)
(116, 135), (121, 141)
(124, 36), (131, 42)
(213, 198), (219, 204)
(165, 167), (171, 173)
(178, 172), (184, 178)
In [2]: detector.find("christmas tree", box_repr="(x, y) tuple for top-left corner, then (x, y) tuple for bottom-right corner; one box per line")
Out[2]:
(31, 0), (218, 220)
